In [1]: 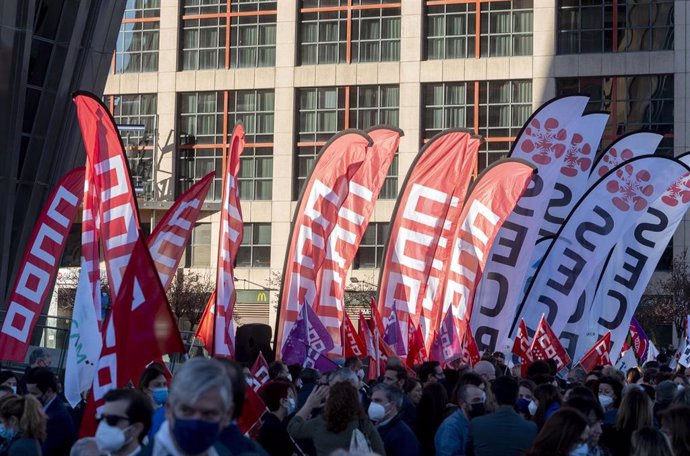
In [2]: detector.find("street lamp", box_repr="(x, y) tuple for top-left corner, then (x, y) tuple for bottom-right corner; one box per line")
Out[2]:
(349, 277), (378, 288)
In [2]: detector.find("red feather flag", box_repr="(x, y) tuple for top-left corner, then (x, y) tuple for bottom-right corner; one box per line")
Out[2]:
(342, 312), (367, 358)
(578, 332), (612, 373)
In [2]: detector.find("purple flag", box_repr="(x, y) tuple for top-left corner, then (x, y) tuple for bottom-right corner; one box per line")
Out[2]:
(430, 308), (462, 363)
(282, 301), (335, 367)
(384, 301), (406, 356)
(629, 317), (649, 361)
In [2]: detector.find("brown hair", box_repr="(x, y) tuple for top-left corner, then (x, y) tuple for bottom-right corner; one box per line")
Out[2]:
(533, 384), (562, 428)
(660, 405), (690, 456)
(0, 395), (47, 441)
(631, 427), (674, 456)
(525, 407), (588, 456)
(615, 388), (652, 432)
(323, 381), (364, 433)
(137, 364), (166, 391)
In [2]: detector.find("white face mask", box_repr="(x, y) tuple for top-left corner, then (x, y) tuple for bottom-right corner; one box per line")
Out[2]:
(286, 397), (296, 415)
(677, 384), (685, 392)
(528, 400), (538, 416)
(367, 402), (386, 423)
(598, 394), (614, 409)
(569, 443), (589, 456)
(95, 421), (127, 452)
(10, 386), (16, 394)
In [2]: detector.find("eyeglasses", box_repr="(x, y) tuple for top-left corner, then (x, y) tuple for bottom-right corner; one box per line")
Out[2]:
(96, 414), (130, 426)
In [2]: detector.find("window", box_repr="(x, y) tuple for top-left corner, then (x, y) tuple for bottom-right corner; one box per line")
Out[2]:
(299, 1), (401, 65)
(425, 0), (533, 59)
(295, 85), (400, 199)
(236, 223), (271, 267)
(354, 223), (388, 269)
(106, 94), (157, 201)
(556, 75), (673, 156)
(186, 222), (212, 268)
(177, 90), (274, 201)
(180, 0), (277, 70)
(114, 0), (160, 73)
(422, 80), (532, 172)
(558, 0), (674, 54)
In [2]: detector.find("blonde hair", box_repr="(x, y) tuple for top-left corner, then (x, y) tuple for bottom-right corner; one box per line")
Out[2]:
(0, 395), (47, 441)
(631, 427), (673, 456)
(615, 389), (652, 432)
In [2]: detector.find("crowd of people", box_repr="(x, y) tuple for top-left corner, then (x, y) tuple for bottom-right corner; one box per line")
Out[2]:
(1, 347), (690, 456)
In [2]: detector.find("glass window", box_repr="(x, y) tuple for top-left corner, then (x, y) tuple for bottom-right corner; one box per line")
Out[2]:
(299, 1), (400, 65)
(114, 0), (160, 73)
(186, 222), (212, 268)
(425, 0), (533, 59)
(354, 223), (389, 269)
(107, 94), (158, 201)
(181, 0), (277, 70)
(295, 85), (399, 199)
(556, 75), (674, 156)
(557, 0), (674, 54)
(422, 80), (532, 173)
(236, 223), (272, 267)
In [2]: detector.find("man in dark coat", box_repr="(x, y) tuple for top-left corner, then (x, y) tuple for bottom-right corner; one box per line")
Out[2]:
(370, 383), (420, 456)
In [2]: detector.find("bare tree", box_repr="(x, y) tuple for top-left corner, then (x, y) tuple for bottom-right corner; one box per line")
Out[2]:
(166, 271), (215, 331)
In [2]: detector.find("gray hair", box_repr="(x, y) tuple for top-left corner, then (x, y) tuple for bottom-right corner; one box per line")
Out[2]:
(169, 358), (233, 411)
(329, 367), (359, 386)
(70, 437), (99, 456)
(29, 348), (49, 365)
(372, 383), (403, 410)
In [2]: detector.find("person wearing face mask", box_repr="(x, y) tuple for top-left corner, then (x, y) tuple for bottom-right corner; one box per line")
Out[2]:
(0, 395), (46, 456)
(434, 384), (483, 456)
(531, 384), (562, 429)
(94, 389), (153, 456)
(138, 364), (169, 409)
(595, 377), (622, 426)
(369, 383), (420, 456)
(0, 373), (18, 396)
(467, 376), (538, 456)
(525, 407), (590, 456)
(141, 358), (234, 456)
(516, 380), (537, 419)
(257, 380), (301, 456)
(26, 367), (75, 456)
(566, 395), (611, 456)
(383, 366), (416, 430)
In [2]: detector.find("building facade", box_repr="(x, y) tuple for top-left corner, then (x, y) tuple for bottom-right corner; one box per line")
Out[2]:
(52, 0), (688, 337)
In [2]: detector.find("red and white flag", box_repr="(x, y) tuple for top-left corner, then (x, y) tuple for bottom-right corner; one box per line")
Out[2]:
(73, 92), (142, 300)
(359, 311), (376, 358)
(342, 312), (366, 358)
(277, 131), (372, 354)
(377, 130), (477, 349)
(250, 352), (270, 391)
(529, 315), (571, 370)
(461, 327), (481, 368)
(406, 319), (427, 368)
(313, 127), (401, 352)
(0, 168), (84, 362)
(511, 319), (532, 362)
(578, 332), (612, 373)
(147, 172), (215, 290)
(238, 386), (267, 436)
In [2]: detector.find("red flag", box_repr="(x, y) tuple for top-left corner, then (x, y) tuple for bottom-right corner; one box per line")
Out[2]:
(578, 332), (612, 373)
(529, 315), (571, 370)
(358, 311), (375, 357)
(511, 319), (532, 362)
(370, 297), (385, 336)
(378, 130), (478, 349)
(194, 290), (215, 351)
(147, 172), (214, 290)
(313, 127), (401, 351)
(407, 320), (427, 367)
(73, 92), (142, 301)
(461, 327), (481, 367)
(343, 312), (366, 358)
(276, 131), (372, 354)
(81, 237), (184, 436)
(237, 386), (267, 435)
(250, 352), (270, 391)
(0, 168), (84, 362)
(436, 158), (536, 346)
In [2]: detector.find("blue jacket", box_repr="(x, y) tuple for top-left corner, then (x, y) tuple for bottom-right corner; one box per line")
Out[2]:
(467, 407), (538, 456)
(42, 397), (76, 456)
(378, 415), (421, 456)
(434, 410), (469, 456)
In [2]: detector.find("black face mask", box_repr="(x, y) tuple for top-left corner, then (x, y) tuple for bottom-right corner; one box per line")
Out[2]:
(468, 403), (486, 418)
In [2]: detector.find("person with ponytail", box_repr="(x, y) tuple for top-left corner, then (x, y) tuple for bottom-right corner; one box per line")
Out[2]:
(0, 395), (47, 456)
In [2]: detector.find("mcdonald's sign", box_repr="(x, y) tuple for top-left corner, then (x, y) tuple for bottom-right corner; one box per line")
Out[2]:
(237, 290), (271, 304)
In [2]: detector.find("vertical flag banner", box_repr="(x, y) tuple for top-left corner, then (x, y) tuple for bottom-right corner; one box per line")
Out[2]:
(342, 312), (366, 358)
(577, 332), (612, 373)
(588, 132), (663, 185)
(470, 96), (590, 354)
(147, 172), (215, 290)
(0, 168), (84, 362)
(511, 319), (532, 362)
(211, 124), (245, 358)
(437, 158), (536, 343)
(276, 130), (373, 355)
(583, 155), (690, 362)
(529, 315), (571, 370)
(515, 156), (690, 356)
(313, 127), (401, 352)
(73, 92), (142, 301)
(377, 129), (477, 348)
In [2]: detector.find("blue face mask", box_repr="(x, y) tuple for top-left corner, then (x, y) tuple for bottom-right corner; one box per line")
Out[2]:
(0, 424), (16, 441)
(172, 417), (221, 454)
(570, 443), (589, 456)
(516, 398), (531, 414)
(152, 388), (168, 406)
